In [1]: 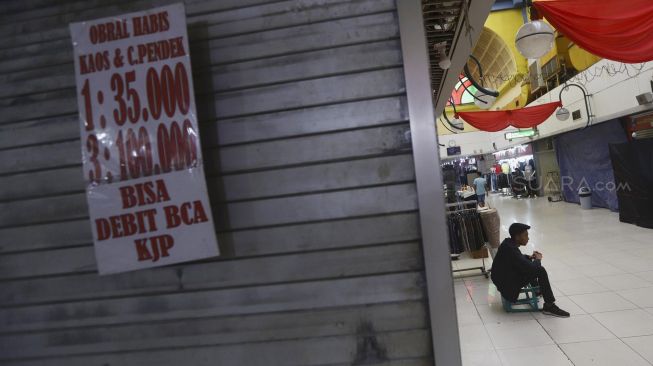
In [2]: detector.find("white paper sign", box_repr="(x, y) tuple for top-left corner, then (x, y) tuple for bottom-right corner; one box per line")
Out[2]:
(70, 3), (219, 274)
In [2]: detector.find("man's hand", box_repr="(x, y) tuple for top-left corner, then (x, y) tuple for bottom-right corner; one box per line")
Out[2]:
(532, 251), (543, 260)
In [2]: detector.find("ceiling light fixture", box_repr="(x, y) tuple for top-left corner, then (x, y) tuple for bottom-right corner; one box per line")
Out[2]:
(434, 41), (451, 70)
(515, 20), (555, 59)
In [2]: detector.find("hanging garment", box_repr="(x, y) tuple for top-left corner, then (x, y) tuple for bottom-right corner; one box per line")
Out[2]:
(447, 211), (487, 254)
(497, 173), (510, 189)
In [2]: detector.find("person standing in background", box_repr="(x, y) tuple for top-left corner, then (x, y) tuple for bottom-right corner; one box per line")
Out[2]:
(472, 172), (488, 208)
(524, 161), (537, 198)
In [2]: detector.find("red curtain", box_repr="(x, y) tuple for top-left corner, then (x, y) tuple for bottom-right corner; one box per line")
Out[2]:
(456, 101), (562, 132)
(533, 0), (653, 63)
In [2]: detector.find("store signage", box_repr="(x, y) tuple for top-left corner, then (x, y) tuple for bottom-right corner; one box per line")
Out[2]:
(493, 144), (533, 160)
(70, 3), (219, 274)
(447, 146), (462, 156)
(504, 128), (538, 140)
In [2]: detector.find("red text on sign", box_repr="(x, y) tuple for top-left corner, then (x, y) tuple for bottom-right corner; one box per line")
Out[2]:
(132, 11), (170, 36)
(163, 200), (209, 229)
(89, 20), (130, 44)
(127, 37), (185, 66)
(79, 51), (110, 75)
(95, 208), (158, 241)
(135, 234), (174, 262)
(119, 179), (171, 209)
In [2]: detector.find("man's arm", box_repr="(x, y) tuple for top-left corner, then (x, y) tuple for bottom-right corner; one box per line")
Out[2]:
(512, 248), (541, 276)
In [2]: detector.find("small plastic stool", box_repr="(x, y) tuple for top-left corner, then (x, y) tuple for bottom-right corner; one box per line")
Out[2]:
(502, 285), (540, 312)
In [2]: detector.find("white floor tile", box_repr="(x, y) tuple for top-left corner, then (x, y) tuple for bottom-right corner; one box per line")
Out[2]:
(622, 335), (653, 364)
(475, 303), (534, 324)
(569, 292), (637, 313)
(457, 303), (483, 327)
(554, 277), (609, 296)
(498, 345), (573, 366)
(547, 265), (586, 281)
(612, 258), (653, 273)
(618, 286), (653, 308)
(627, 231), (653, 243)
(594, 273), (653, 291)
(576, 263), (627, 277)
(561, 339), (650, 366)
(538, 314), (615, 344)
(455, 289), (475, 306)
(634, 271), (653, 283)
(532, 296), (587, 319)
(465, 281), (503, 306)
(593, 309), (653, 337)
(560, 255), (606, 267)
(462, 349), (502, 366)
(458, 324), (494, 352)
(485, 320), (553, 350)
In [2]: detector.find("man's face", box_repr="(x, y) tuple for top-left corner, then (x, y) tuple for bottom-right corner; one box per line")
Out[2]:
(516, 230), (529, 246)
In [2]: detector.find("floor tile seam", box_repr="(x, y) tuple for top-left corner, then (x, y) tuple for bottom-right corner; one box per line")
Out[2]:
(549, 334), (619, 347)
(465, 349), (506, 366)
(495, 344), (576, 366)
(587, 312), (632, 340)
(470, 295), (487, 332)
(618, 337), (653, 366)
(601, 284), (653, 292)
(615, 285), (653, 297)
(550, 342), (578, 366)
(566, 293), (639, 314)
(481, 317), (537, 327)
(479, 321), (502, 353)
(526, 316), (559, 353)
(613, 290), (645, 309)
(558, 288), (613, 296)
(491, 339), (557, 352)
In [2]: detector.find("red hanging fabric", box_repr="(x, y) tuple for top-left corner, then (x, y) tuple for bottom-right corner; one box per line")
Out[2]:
(456, 101), (562, 132)
(533, 0), (653, 63)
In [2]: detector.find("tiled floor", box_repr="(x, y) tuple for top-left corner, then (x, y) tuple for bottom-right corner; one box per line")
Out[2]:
(454, 194), (653, 366)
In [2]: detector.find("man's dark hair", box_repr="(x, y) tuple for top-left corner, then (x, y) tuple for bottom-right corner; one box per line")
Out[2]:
(509, 223), (531, 237)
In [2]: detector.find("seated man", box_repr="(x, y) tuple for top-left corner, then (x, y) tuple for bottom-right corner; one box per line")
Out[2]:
(491, 223), (570, 317)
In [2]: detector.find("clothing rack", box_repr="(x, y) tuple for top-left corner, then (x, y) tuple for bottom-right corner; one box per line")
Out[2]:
(446, 200), (477, 209)
(446, 201), (489, 278)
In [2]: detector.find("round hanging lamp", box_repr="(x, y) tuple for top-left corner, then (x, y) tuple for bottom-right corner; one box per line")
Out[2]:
(556, 107), (570, 121)
(451, 116), (464, 129)
(515, 20), (554, 59)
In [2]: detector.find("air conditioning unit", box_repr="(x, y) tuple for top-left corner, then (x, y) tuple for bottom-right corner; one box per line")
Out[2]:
(529, 61), (544, 93)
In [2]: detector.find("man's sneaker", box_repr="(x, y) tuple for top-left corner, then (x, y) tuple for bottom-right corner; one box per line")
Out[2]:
(542, 303), (570, 318)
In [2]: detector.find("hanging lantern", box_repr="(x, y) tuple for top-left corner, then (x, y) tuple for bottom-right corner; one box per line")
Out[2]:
(515, 20), (555, 59)
(474, 89), (497, 110)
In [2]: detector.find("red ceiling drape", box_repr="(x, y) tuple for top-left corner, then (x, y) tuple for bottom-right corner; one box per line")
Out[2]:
(533, 0), (653, 63)
(456, 101), (562, 132)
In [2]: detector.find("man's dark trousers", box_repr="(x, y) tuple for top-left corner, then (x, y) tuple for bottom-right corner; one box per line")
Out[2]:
(525, 266), (555, 304)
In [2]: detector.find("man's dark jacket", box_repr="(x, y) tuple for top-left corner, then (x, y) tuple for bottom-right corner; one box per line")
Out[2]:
(490, 238), (541, 302)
